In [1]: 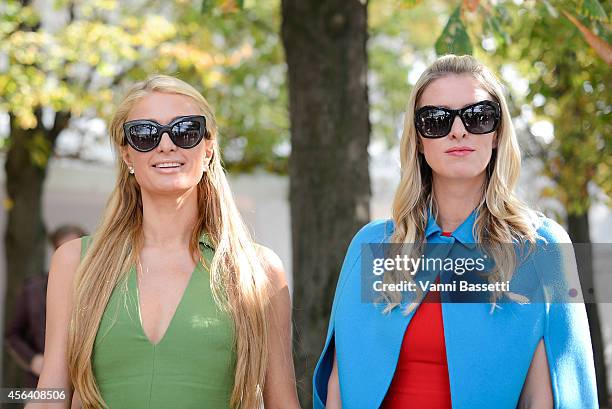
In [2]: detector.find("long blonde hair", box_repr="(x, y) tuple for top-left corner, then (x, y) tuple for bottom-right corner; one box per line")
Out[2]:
(68, 75), (269, 408)
(386, 54), (539, 313)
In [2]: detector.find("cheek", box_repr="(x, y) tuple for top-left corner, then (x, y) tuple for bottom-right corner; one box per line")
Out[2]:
(482, 133), (495, 148)
(420, 139), (445, 166)
(184, 148), (207, 175)
(129, 149), (151, 169)
(477, 136), (495, 161)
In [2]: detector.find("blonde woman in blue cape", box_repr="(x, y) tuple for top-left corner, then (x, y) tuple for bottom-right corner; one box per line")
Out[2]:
(313, 55), (598, 409)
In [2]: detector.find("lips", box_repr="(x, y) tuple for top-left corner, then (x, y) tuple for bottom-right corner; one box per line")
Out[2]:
(445, 146), (475, 157)
(445, 146), (475, 153)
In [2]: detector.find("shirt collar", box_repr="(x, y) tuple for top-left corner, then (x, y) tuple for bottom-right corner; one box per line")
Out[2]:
(425, 206), (478, 249)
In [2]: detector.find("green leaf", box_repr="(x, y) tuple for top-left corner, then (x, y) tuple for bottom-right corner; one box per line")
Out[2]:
(486, 13), (510, 46)
(236, 0), (244, 8)
(25, 132), (52, 169)
(201, 0), (216, 14)
(579, 0), (608, 22)
(398, 0), (422, 8)
(435, 6), (473, 56)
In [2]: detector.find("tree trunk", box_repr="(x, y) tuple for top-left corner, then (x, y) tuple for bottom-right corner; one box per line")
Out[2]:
(2, 111), (68, 390)
(567, 212), (609, 407)
(2, 115), (49, 388)
(281, 1), (371, 406)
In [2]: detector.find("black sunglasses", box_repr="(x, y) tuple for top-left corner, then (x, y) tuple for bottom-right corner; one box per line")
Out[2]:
(414, 100), (501, 138)
(123, 115), (209, 152)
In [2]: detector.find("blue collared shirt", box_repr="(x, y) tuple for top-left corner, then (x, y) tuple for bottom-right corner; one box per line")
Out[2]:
(425, 207), (477, 247)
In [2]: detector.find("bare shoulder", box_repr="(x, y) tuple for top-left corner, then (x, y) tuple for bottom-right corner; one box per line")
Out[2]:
(34, 237), (83, 393)
(49, 237), (82, 285)
(254, 244), (288, 293)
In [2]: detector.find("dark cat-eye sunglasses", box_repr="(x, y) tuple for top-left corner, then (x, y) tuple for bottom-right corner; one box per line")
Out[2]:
(123, 115), (209, 152)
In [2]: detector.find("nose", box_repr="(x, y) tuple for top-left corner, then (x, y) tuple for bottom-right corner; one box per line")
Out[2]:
(448, 114), (467, 139)
(156, 131), (177, 152)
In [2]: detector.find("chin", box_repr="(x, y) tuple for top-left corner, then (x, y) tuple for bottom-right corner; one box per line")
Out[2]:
(435, 167), (487, 180)
(147, 181), (198, 195)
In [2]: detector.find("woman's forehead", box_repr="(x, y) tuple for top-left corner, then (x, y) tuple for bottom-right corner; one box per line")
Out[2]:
(126, 92), (201, 123)
(418, 75), (493, 109)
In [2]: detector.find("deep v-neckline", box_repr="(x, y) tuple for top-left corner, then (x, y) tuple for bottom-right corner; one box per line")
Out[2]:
(132, 261), (201, 347)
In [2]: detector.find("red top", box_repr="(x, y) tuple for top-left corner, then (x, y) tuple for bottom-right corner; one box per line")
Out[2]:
(381, 233), (452, 409)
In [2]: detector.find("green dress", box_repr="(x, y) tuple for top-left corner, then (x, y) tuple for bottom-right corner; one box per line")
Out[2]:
(80, 233), (236, 409)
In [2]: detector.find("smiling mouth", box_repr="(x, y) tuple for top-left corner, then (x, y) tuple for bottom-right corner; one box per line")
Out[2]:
(152, 162), (184, 169)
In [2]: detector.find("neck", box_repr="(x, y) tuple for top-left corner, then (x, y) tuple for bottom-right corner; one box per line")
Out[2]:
(432, 174), (485, 232)
(140, 187), (199, 249)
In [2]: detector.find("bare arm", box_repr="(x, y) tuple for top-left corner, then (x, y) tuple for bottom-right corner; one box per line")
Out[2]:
(70, 390), (82, 409)
(326, 349), (342, 409)
(517, 338), (553, 409)
(25, 238), (82, 409)
(257, 246), (301, 409)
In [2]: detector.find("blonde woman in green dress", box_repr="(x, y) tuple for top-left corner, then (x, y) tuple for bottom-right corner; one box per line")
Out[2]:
(31, 75), (300, 409)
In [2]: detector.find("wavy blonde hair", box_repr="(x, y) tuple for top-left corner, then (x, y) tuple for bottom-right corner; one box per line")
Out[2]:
(384, 54), (539, 313)
(68, 75), (269, 408)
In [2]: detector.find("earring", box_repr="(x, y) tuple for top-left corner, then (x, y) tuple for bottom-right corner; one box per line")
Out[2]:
(128, 164), (135, 174)
(203, 163), (209, 173)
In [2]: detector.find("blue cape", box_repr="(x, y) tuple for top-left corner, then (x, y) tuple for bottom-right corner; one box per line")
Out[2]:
(313, 210), (598, 409)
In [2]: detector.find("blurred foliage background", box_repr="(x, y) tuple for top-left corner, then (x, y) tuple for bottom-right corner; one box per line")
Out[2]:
(1, 0), (609, 182)
(1, 0), (289, 172)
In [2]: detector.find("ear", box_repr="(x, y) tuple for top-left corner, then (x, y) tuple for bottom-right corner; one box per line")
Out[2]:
(492, 132), (498, 149)
(120, 145), (132, 167)
(203, 143), (214, 164)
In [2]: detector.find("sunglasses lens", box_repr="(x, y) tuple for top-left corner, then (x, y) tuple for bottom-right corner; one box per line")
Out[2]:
(128, 124), (159, 151)
(416, 108), (452, 138)
(172, 119), (204, 148)
(463, 103), (498, 134)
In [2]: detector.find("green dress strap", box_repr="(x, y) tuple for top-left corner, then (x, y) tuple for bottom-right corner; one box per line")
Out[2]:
(80, 235), (93, 258)
(80, 234), (236, 409)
